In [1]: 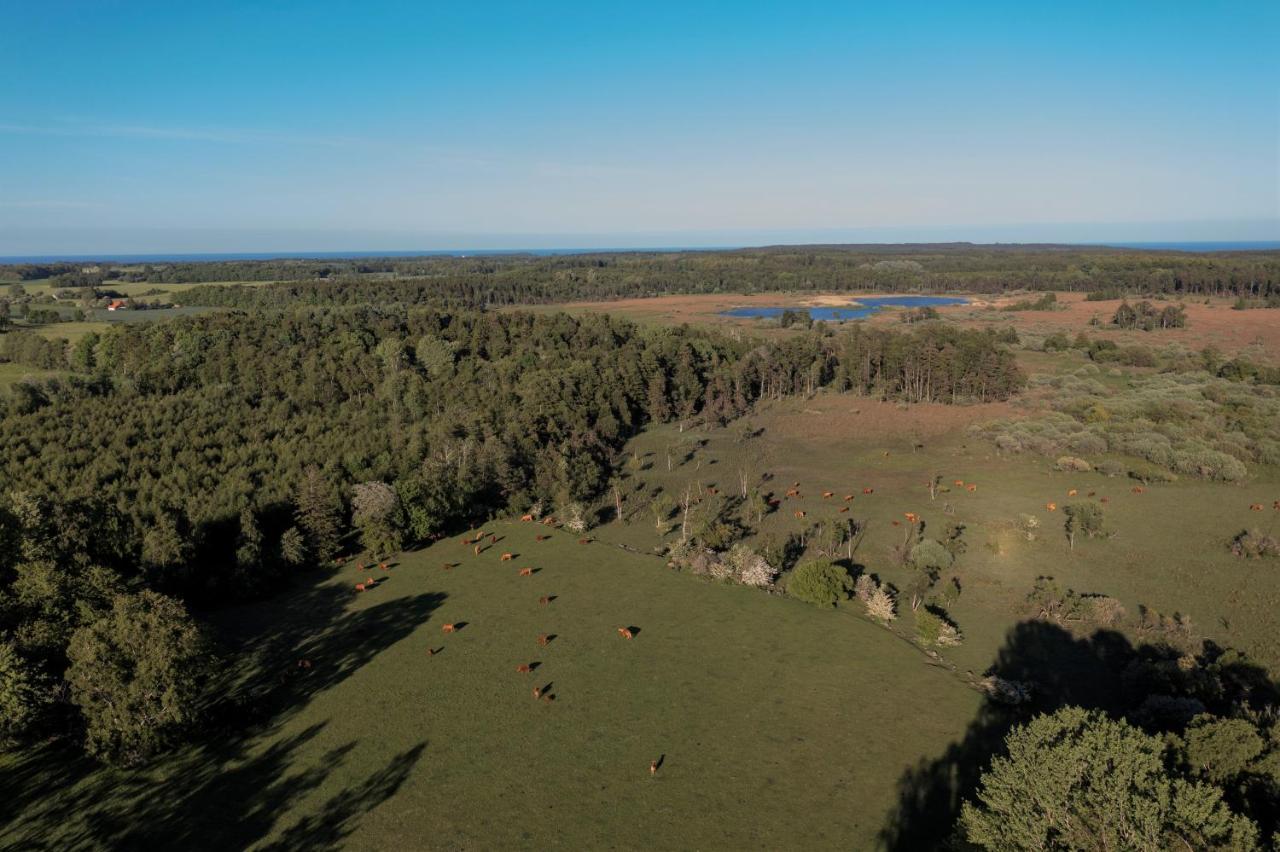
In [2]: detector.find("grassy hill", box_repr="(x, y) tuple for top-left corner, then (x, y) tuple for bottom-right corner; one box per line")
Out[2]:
(0, 521), (980, 850)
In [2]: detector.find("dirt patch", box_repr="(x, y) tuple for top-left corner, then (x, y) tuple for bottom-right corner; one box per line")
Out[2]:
(944, 292), (1279, 362)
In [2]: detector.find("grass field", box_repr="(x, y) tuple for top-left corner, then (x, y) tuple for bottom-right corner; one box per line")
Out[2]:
(0, 361), (64, 390)
(0, 523), (981, 850)
(616, 400), (1280, 675)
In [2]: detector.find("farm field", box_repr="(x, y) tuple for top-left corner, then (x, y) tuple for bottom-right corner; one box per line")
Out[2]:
(0, 522), (981, 850)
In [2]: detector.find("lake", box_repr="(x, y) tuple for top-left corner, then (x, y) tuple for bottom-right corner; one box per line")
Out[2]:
(721, 295), (970, 321)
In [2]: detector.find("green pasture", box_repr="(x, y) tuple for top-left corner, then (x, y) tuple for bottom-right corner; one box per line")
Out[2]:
(0, 522), (980, 850)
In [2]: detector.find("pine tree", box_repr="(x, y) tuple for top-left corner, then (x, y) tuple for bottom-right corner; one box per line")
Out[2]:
(295, 467), (341, 562)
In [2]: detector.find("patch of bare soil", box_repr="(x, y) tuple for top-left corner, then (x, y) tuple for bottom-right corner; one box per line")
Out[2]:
(945, 292), (1279, 362)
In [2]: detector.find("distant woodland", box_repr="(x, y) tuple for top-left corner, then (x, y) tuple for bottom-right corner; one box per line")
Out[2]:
(5, 244), (1278, 308)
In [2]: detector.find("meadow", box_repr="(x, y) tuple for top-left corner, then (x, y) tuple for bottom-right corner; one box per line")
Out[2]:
(0, 521), (980, 850)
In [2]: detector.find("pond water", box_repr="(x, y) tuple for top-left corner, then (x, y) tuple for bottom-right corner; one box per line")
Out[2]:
(721, 295), (970, 322)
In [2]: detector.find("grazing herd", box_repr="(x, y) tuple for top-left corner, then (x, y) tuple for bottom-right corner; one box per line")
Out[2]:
(350, 517), (659, 774)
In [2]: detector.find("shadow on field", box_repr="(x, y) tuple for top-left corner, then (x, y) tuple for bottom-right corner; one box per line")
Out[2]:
(877, 620), (1279, 851)
(0, 729), (428, 851)
(0, 576), (443, 850)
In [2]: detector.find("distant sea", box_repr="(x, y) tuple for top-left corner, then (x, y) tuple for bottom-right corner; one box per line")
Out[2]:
(2, 241), (1277, 264)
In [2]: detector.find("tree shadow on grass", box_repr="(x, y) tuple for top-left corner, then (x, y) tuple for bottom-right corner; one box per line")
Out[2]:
(1, 576), (443, 850)
(877, 619), (1280, 851)
(876, 621), (1133, 850)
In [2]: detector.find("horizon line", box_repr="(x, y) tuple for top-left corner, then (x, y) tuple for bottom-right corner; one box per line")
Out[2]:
(4, 239), (1280, 265)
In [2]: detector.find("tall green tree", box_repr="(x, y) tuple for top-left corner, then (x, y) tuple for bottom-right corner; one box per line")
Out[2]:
(66, 591), (213, 765)
(961, 707), (1259, 851)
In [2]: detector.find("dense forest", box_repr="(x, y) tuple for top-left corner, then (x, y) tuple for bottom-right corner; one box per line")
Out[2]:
(5, 244), (1278, 307)
(0, 303), (1022, 757)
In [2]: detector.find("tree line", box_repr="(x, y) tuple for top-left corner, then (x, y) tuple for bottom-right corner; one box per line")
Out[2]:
(8, 245), (1274, 306)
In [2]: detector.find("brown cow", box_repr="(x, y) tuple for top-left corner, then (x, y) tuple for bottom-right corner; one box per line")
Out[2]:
(542, 694), (554, 703)
(1274, 501), (1280, 511)
(839, 507), (849, 514)
(1250, 503), (1264, 511)
(1045, 502), (1057, 512)
(1087, 491), (1096, 497)
(356, 562), (365, 572)
(617, 627), (634, 639)
(578, 538), (590, 545)
(966, 484), (977, 492)
(707, 487), (718, 495)
(822, 491), (834, 499)
(542, 517), (556, 526)
(843, 494), (854, 501)
(891, 520), (901, 527)
(500, 552), (515, 561)
(536, 534), (549, 541)
(521, 514), (534, 522)
(518, 567), (533, 577)
(473, 544), (481, 556)
(904, 512), (918, 523)
(379, 562), (389, 571)
(516, 664), (533, 674)
(537, 633), (550, 646)
(1132, 486), (1145, 494)
(442, 623), (456, 634)
(532, 686), (542, 700)
(954, 480), (965, 487)
(785, 488), (801, 497)
(650, 760), (658, 776)
(365, 576), (374, 586)
(355, 583), (366, 592)
(1067, 489), (1077, 497)
(863, 488), (874, 495)
(426, 647), (436, 657)
(1100, 496), (1111, 504)
(298, 659), (312, 669)
(794, 510), (806, 519)
(490, 534), (498, 544)
(538, 595), (551, 606)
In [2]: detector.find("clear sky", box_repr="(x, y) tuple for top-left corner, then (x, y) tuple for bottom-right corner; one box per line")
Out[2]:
(2, 0), (1277, 254)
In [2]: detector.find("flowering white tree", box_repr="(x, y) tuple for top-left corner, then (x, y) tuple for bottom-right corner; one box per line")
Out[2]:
(866, 586), (897, 624)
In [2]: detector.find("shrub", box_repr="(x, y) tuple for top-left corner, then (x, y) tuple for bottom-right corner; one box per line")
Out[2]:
(1054, 456), (1093, 472)
(1063, 502), (1105, 548)
(66, 591), (213, 765)
(1228, 529), (1279, 559)
(909, 539), (954, 574)
(854, 573), (878, 602)
(866, 585), (897, 624)
(724, 544), (777, 587)
(914, 607), (963, 648)
(786, 560), (853, 607)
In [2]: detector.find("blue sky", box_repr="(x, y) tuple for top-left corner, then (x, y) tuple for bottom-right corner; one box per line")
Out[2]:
(1, 0), (1277, 254)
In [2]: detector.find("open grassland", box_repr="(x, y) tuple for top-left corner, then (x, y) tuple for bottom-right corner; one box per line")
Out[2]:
(610, 391), (1280, 676)
(0, 523), (980, 850)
